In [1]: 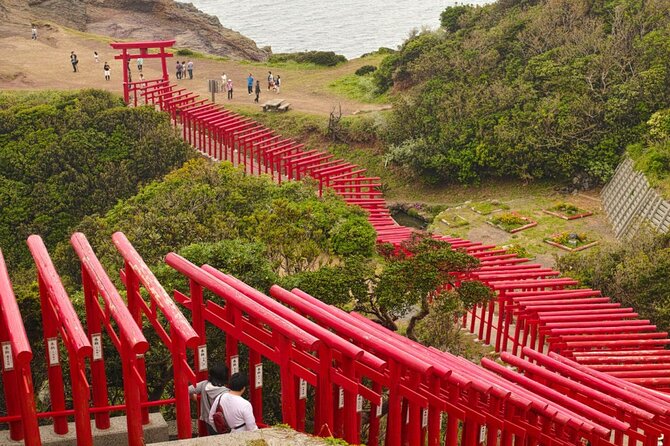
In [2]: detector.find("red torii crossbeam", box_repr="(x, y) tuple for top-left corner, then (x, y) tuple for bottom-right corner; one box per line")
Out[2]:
(110, 40), (175, 104)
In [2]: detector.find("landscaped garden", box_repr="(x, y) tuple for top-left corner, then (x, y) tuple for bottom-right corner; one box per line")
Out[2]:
(428, 189), (610, 266)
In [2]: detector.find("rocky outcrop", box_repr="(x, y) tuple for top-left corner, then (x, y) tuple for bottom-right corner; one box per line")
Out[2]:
(17, 0), (271, 61)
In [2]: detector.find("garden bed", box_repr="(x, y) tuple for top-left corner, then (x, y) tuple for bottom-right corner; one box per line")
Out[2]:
(487, 212), (537, 233)
(542, 202), (593, 220)
(440, 214), (469, 228)
(470, 200), (509, 215)
(544, 232), (598, 252)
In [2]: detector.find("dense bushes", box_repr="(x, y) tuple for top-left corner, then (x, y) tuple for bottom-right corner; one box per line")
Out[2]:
(355, 65), (377, 76)
(60, 159), (376, 279)
(0, 90), (192, 268)
(557, 231), (670, 333)
(628, 109), (670, 195)
(375, 0), (670, 185)
(269, 51), (347, 66)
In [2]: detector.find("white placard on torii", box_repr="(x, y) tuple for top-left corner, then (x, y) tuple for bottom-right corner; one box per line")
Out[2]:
(2, 342), (13, 371)
(197, 345), (208, 372)
(230, 355), (239, 374)
(299, 379), (307, 400)
(47, 337), (59, 366)
(91, 333), (103, 361)
(254, 363), (263, 389)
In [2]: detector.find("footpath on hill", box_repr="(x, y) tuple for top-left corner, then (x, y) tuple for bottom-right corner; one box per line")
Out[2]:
(0, 20), (388, 117)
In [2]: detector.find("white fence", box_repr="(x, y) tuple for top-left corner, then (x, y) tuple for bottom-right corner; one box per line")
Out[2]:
(601, 157), (670, 239)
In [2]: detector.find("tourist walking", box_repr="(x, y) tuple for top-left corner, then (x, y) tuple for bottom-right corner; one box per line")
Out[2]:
(226, 78), (234, 100)
(189, 364), (229, 436)
(103, 62), (111, 81)
(254, 80), (261, 103)
(187, 61), (194, 79)
(176, 61), (181, 79)
(274, 76), (281, 93)
(208, 373), (258, 433)
(267, 71), (273, 90)
(31, 25), (37, 40)
(70, 51), (78, 72)
(137, 57), (143, 72)
(221, 72), (227, 90)
(94, 51), (99, 63)
(247, 73), (253, 95)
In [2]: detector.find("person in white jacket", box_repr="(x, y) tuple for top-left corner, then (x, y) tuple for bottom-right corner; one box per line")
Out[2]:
(189, 364), (229, 435)
(209, 372), (258, 433)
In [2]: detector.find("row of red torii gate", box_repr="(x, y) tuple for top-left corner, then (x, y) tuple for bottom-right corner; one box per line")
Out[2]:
(1, 40), (670, 446)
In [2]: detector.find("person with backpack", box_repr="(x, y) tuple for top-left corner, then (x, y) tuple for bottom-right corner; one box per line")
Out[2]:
(209, 372), (258, 433)
(70, 51), (79, 72)
(189, 364), (229, 435)
(254, 80), (261, 103)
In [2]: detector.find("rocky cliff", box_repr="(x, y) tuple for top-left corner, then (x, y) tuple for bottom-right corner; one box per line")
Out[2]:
(6, 0), (270, 61)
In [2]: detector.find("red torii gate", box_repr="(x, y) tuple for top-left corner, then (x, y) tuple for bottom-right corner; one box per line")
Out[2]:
(110, 40), (175, 104)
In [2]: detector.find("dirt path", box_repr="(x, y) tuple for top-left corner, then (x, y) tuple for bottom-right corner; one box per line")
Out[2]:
(0, 21), (388, 116)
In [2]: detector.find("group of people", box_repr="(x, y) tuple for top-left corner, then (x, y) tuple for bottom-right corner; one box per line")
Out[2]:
(176, 60), (195, 80)
(188, 364), (258, 436)
(220, 72), (282, 103)
(266, 71), (281, 93)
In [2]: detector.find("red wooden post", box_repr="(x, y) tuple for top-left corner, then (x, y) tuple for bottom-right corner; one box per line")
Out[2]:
(82, 266), (111, 429)
(38, 274), (68, 435)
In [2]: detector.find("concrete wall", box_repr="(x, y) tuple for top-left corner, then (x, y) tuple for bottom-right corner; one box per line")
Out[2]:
(601, 157), (670, 239)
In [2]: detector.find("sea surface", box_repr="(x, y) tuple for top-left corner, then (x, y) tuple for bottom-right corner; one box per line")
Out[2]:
(180, 0), (493, 59)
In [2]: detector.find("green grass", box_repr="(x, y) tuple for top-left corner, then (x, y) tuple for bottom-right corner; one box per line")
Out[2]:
(328, 74), (389, 104)
(429, 188), (606, 261)
(470, 200), (509, 215)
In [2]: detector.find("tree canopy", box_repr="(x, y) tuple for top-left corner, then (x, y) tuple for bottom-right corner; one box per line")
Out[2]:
(0, 90), (192, 268)
(376, 0), (670, 185)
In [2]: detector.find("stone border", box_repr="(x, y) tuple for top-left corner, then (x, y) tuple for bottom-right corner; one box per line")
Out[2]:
(542, 209), (593, 220)
(486, 216), (537, 234)
(544, 239), (599, 252)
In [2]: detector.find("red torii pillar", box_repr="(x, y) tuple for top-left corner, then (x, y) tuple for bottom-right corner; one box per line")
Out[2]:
(110, 40), (175, 104)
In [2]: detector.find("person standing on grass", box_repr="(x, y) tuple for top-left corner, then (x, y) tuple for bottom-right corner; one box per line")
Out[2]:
(247, 73), (254, 95)
(70, 51), (78, 72)
(31, 25), (37, 40)
(226, 78), (234, 100)
(94, 51), (99, 63)
(187, 60), (194, 79)
(274, 76), (281, 93)
(137, 57), (143, 72)
(267, 71), (273, 90)
(209, 373), (258, 433)
(254, 80), (261, 103)
(103, 62), (111, 81)
(221, 72), (227, 90)
(176, 61), (182, 79)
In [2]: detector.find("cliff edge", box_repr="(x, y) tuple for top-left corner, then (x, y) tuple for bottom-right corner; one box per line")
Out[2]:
(2, 0), (270, 61)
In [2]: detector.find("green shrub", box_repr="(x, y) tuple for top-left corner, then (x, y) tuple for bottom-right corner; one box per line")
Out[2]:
(0, 90), (192, 267)
(490, 213), (527, 232)
(175, 48), (195, 56)
(373, 0), (670, 184)
(355, 65), (377, 76)
(269, 51), (346, 66)
(549, 202), (581, 215)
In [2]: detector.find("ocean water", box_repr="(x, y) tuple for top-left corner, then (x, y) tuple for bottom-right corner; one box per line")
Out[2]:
(180, 0), (493, 59)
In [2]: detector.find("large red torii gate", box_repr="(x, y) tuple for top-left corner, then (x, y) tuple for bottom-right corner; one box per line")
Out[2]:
(110, 40), (175, 104)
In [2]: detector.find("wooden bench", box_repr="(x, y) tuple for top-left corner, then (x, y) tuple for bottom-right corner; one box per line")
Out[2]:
(262, 99), (290, 112)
